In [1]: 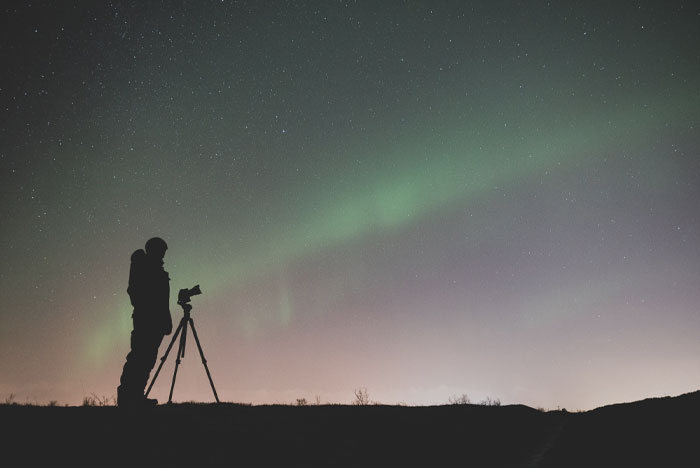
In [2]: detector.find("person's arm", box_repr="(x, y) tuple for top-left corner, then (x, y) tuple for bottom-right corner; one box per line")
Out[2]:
(161, 272), (173, 335)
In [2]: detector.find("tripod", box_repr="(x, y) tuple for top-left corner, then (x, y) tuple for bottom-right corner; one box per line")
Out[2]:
(145, 301), (220, 403)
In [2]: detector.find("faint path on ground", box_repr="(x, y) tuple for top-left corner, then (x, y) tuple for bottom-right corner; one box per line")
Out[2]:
(521, 417), (566, 468)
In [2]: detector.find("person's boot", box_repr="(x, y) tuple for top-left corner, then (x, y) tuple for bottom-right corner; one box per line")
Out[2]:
(132, 394), (158, 407)
(117, 387), (157, 408)
(143, 396), (158, 406)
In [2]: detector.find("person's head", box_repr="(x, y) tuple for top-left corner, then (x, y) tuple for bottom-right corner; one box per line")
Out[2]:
(145, 237), (168, 260)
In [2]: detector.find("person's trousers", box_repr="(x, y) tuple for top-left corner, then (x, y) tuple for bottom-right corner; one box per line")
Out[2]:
(118, 327), (164, 401)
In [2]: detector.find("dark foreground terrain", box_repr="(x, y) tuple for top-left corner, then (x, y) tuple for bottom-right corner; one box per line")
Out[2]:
(2, 390), (699, 467)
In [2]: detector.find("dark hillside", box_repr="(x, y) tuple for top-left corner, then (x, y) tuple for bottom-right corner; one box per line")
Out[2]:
(2, 403), (559, 467)
(539, 390), (700, 467)
(2, 392), (698, 467)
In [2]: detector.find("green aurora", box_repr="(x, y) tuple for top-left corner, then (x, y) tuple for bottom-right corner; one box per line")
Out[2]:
(84, 90), (696, 365)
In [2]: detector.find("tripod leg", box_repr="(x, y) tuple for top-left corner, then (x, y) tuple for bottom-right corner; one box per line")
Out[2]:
(188, 318), (220, 403)
(145, 318), (185, 398)
(168, 320), (188, 403)
(181, 317), (188, 359)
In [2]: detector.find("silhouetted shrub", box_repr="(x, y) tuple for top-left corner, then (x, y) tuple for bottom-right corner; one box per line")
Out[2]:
(82, 393), (115, 406)
(353, 387), (370, 405)
(448, 393), (471, 405)
(478, 397), (501, 406)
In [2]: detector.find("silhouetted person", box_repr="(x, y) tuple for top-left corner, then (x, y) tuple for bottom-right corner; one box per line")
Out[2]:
(117, 237), (173, 407)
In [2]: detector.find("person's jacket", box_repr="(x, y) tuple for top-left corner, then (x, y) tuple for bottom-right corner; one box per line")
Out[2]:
(127, 249), (172, 334)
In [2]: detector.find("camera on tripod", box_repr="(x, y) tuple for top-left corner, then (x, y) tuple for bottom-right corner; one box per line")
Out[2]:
(178, 284), (202, 305)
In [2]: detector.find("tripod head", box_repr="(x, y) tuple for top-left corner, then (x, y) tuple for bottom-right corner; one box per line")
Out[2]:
(178, 302), (193, 314)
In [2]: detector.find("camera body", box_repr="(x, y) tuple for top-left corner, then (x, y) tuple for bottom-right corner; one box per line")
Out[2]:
(178, 284), (202, 304)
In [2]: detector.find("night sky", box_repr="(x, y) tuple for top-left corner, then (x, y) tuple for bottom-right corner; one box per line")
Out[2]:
(2, 1), (699, 409)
